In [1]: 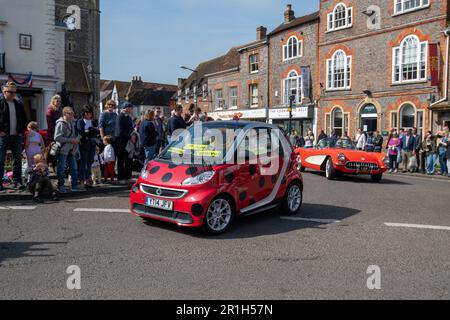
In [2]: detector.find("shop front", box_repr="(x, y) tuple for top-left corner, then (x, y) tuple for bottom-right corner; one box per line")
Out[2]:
(269, 104), (315, 136)
(209, 108), (267, 122)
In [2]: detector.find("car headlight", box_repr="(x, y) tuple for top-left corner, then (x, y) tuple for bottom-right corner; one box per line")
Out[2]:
(338, 153), (346, 162)
(140, 167), (149, 179)
(383, 157), (390, 165)
(182, 171), (215, 186)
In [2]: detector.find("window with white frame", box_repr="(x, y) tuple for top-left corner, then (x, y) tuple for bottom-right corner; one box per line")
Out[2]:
(249, 84), (258, 107)
(393, 35), (427, 83)
(249, 54), (259, 73)
(230, 87), (238, 109)
(185, 88), (189, 101)
(326, 50), (352, 90)
(177, 90), (182, 103)
(327, 3), (353, 32)
(394, 0), (430, 15)
(215, 89), (224, 110)
(283, 36), (303, 61)
(332, 108), (344, 138)
(283, 71), (303, 105)
(193, 86), (197, 103)
(202, 84), (208, 98)
(400, 103), (416, 129)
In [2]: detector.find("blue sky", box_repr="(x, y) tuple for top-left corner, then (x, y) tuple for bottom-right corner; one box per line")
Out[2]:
(100, 0), (319, 85)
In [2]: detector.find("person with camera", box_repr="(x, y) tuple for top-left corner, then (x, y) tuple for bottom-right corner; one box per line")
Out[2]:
(76, 105), (100, 188)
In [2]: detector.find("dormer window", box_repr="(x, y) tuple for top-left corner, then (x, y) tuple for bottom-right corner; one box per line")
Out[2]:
(327, 3), (353, 32)
(394, 0), (430, 15)
(283, 36), (303, 61)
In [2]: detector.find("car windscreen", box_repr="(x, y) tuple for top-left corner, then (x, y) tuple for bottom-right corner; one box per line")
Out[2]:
(158, 123), (246, 165)
(317, 138), (356, 150)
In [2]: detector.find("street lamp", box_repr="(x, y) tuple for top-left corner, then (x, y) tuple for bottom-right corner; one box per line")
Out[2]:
(181, 66), (199, 108)
(288, 89), (297, 135)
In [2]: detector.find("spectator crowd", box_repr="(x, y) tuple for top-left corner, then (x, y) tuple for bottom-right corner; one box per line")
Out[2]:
(1, 80), (449, 203)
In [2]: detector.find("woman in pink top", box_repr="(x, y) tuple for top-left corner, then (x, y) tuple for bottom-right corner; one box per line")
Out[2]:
(388, 133), (401, 173)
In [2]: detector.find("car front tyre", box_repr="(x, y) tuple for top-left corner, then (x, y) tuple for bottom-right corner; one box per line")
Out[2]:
(371, 173), (383, 183)
(202, 196), (235, 236)
(281, 181), (303, 216)
(325, 158), (336, 180)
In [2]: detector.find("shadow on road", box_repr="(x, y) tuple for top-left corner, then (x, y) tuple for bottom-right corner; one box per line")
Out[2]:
(0, 242), (66, 265)
(305, 171), (412, 185)
(142, 203), (361, 239)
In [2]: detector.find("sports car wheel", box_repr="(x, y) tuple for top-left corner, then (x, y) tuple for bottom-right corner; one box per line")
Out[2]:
(325, 158), (336, 180)
(371, 173), (383, 183)
(281, 181), (303, 216)
(202, 196), (235, 235)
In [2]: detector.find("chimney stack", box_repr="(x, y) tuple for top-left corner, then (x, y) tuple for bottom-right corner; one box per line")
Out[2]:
(284, 4), (295, 24)
(257, 26), (267, 40)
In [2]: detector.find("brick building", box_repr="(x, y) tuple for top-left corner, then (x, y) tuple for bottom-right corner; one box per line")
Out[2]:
(317, 0), (450, 139)
(267, 7), (319, 136)
(176, 1), (450, 138)
(100, 77), (177, 118)
(208, 28), (269, 122)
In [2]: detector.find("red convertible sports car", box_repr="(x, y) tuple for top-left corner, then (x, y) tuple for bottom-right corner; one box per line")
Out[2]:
(295, 138), (389, 182)
(130, 121), (304, 235)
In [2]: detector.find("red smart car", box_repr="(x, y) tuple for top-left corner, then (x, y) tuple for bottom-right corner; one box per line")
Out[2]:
(130, 121), (304, 235)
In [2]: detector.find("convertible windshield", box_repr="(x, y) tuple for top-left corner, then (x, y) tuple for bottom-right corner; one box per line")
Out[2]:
(158, 122), (246, 165)
(317, 138), (356, 150)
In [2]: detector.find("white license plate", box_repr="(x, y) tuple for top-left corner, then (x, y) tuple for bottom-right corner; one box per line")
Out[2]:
(146, 198), (174, 211)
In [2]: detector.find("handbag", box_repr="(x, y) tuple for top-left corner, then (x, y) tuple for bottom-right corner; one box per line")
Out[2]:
(49, 142), (61, 157)
(408, 156), (418, 170)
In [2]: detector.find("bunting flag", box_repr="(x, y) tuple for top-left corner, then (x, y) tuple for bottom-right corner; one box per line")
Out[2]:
(8, 72), (33, 88)
(111, 83), (119, 106)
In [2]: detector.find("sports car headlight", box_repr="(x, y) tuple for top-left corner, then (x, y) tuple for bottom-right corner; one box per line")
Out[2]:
(182, 171), (215, 186)
(338, 153), (346, 162)
(140, 167), (149, 179)
(383, 157), (390, 165)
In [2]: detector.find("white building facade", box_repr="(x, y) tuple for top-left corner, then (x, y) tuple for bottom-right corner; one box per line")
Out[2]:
(0, 0), (65, 129)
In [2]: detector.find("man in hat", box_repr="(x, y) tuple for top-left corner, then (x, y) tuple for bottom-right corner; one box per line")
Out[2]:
(0, 82), (29, 191)
(116, 102), (135, 184)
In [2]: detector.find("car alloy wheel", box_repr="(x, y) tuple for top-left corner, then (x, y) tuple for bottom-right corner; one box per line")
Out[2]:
(203, 197), (234, 235)
(288, 184), (302, 212)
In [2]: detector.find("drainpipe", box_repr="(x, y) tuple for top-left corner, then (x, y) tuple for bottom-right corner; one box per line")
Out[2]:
(430, 28), (450, 108)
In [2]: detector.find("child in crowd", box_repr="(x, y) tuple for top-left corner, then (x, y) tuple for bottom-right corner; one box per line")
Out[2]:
(102, 135), (116, 183)
(26, 154), (58, 203)
(24, 122), (45, 168)
(91, 145), (103, 185)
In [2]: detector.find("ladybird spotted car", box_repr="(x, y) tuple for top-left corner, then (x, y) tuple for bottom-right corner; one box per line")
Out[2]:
(130, 121), (304, 235)
(295, 138), (389, 182)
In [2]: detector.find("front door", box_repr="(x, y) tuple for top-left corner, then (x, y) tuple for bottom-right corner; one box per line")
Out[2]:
(361, 117), (378, 132)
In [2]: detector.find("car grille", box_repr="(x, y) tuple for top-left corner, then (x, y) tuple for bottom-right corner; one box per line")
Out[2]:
(345, 162), (379, 171)
(140, 184), (187, 199)
(132, 204), (193, 225)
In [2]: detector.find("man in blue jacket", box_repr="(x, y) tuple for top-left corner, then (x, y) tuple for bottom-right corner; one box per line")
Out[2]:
(168, 105), (186, 143)
(400, 129), (416, 173)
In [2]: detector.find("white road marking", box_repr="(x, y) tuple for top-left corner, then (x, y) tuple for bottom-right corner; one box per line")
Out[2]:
(0, 206), (37, 211)
(74, 208), (129, 213)
(385, 223), (450, 232)
(281, 217), (341, 224)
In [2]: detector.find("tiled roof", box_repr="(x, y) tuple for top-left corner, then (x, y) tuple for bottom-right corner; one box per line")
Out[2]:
(268, 11), (320, 36)
(100, 80), (131, 100)
(180, 47), (240, 90)
(127, 88), (177, 107)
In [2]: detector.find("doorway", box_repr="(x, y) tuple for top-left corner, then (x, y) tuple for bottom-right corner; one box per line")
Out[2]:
(360, 104), (378, 132)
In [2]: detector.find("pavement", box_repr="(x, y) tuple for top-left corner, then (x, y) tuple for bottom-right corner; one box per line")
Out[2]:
(0, 171), (449, 300)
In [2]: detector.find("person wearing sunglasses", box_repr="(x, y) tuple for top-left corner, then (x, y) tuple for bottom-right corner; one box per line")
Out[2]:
(0, 82), (29, 191)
